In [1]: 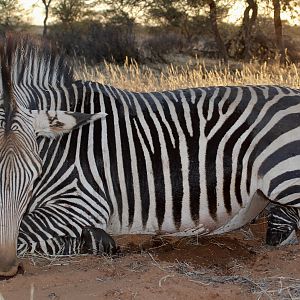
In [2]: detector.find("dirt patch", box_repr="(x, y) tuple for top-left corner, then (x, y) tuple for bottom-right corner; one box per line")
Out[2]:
(1, 219), (300, 300)
(155, 235), (255, 270)
(116, 218), (267, 270)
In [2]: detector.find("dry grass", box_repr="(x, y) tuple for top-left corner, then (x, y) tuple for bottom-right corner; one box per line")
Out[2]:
(150, 257), (300, 300)
(75, 57), (300, 92)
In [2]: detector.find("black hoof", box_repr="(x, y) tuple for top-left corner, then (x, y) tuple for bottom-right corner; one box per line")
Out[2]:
(266, 206), (299, 246)
(80, 227), (117, 255)
(266, 228), (298, 246)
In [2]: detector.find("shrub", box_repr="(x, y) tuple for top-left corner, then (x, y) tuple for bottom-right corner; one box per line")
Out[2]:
(49, 21), (139, 64)
(140, 31), (186, 63)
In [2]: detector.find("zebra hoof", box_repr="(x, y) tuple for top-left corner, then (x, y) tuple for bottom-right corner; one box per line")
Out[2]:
(266, 228), (299, 246)
(80, 227), (117, 255)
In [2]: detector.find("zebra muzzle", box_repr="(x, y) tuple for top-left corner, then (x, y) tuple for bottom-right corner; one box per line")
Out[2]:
(0, 245), (20, 277)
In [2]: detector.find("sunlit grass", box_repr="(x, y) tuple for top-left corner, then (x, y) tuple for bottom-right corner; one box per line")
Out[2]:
(75, 58), (300, 91)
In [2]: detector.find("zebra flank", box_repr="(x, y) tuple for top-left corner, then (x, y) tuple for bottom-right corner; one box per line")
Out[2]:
(0, 36), (299, 274)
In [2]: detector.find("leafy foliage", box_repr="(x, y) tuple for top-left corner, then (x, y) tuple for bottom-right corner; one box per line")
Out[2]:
(52, 0), (98, 24)
(0, 0), (23, 30)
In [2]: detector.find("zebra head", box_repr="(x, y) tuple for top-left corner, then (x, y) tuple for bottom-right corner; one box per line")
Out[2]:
(0, 35), (106, 276)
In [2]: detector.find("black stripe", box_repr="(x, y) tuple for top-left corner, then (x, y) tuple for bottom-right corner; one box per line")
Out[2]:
(268, 170), (300, 196)
(276, 185), (300, 200)
(204, 86), (227, 136)
(127, 93), (150, 228)
(281, 198), (300, 206)
(102, 90), (123, 225)
(223, 87), (264, 211)
(115, 89), (135, 227)
(169, 90), (201, 226)
(206, 88), (251, 220)
(188, 102), (201, 224)
(258, 140), (300, 178)
(141, 92), (166, 229)
(202, 88), (216, 120)
(130, 117), (150, 228)
(222, 87), (238, 114)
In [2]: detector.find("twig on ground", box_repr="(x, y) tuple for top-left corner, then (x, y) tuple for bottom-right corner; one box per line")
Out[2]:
(147, 252), (168, 272)
(189, 279), (211, 286)
(158, 274), (174, 287)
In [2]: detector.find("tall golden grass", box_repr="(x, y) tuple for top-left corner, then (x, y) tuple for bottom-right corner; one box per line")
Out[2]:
(75, 58), (300, 91)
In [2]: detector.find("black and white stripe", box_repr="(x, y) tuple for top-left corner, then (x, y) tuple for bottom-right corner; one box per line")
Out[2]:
(17, 79), (300, 254)
(2, 36), (299, 256)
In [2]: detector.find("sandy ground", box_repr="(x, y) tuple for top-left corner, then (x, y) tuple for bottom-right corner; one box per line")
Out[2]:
(1, 219), (300, 300)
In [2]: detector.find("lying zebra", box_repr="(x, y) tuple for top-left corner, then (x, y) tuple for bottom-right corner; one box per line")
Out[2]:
(0, 35), (299, 277)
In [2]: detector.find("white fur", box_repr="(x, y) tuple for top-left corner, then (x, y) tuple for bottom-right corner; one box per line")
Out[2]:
(32, 110), (107, 138)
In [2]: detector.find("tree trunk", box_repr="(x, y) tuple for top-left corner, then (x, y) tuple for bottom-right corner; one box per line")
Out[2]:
(242, 0), (258, 61)
(272, 0), (286, 64)
(42, 0), (52, 37)
(208, 0), (228, 64)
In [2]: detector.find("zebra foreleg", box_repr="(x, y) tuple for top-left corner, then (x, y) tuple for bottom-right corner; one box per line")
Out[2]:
(80, 227), (117, 255)
(18, 235), (82, 256)
(18, 228), (117, 256)
(266, 206), (299, 246)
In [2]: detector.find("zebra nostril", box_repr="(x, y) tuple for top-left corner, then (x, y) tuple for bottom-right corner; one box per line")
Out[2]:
(17, 262), (24, 275)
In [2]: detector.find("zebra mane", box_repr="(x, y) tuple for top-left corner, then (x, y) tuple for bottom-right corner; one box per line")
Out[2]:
(0, 34), (75, 112)
(0, 34), (18, 131)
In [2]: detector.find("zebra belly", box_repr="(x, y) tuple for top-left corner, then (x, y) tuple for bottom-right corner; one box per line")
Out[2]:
(161, 195), (267, 237)
(107, 191), (268, 236)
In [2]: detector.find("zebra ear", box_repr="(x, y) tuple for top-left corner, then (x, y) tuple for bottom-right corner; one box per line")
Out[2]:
(32, 110), (107, 138)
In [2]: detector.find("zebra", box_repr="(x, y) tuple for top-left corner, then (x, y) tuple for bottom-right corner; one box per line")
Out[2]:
(0, 35), (299, 277)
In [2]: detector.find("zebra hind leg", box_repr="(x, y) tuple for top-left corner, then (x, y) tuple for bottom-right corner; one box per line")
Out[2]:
(80, 227), (117, 255)
(266, 205), (299, 246)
